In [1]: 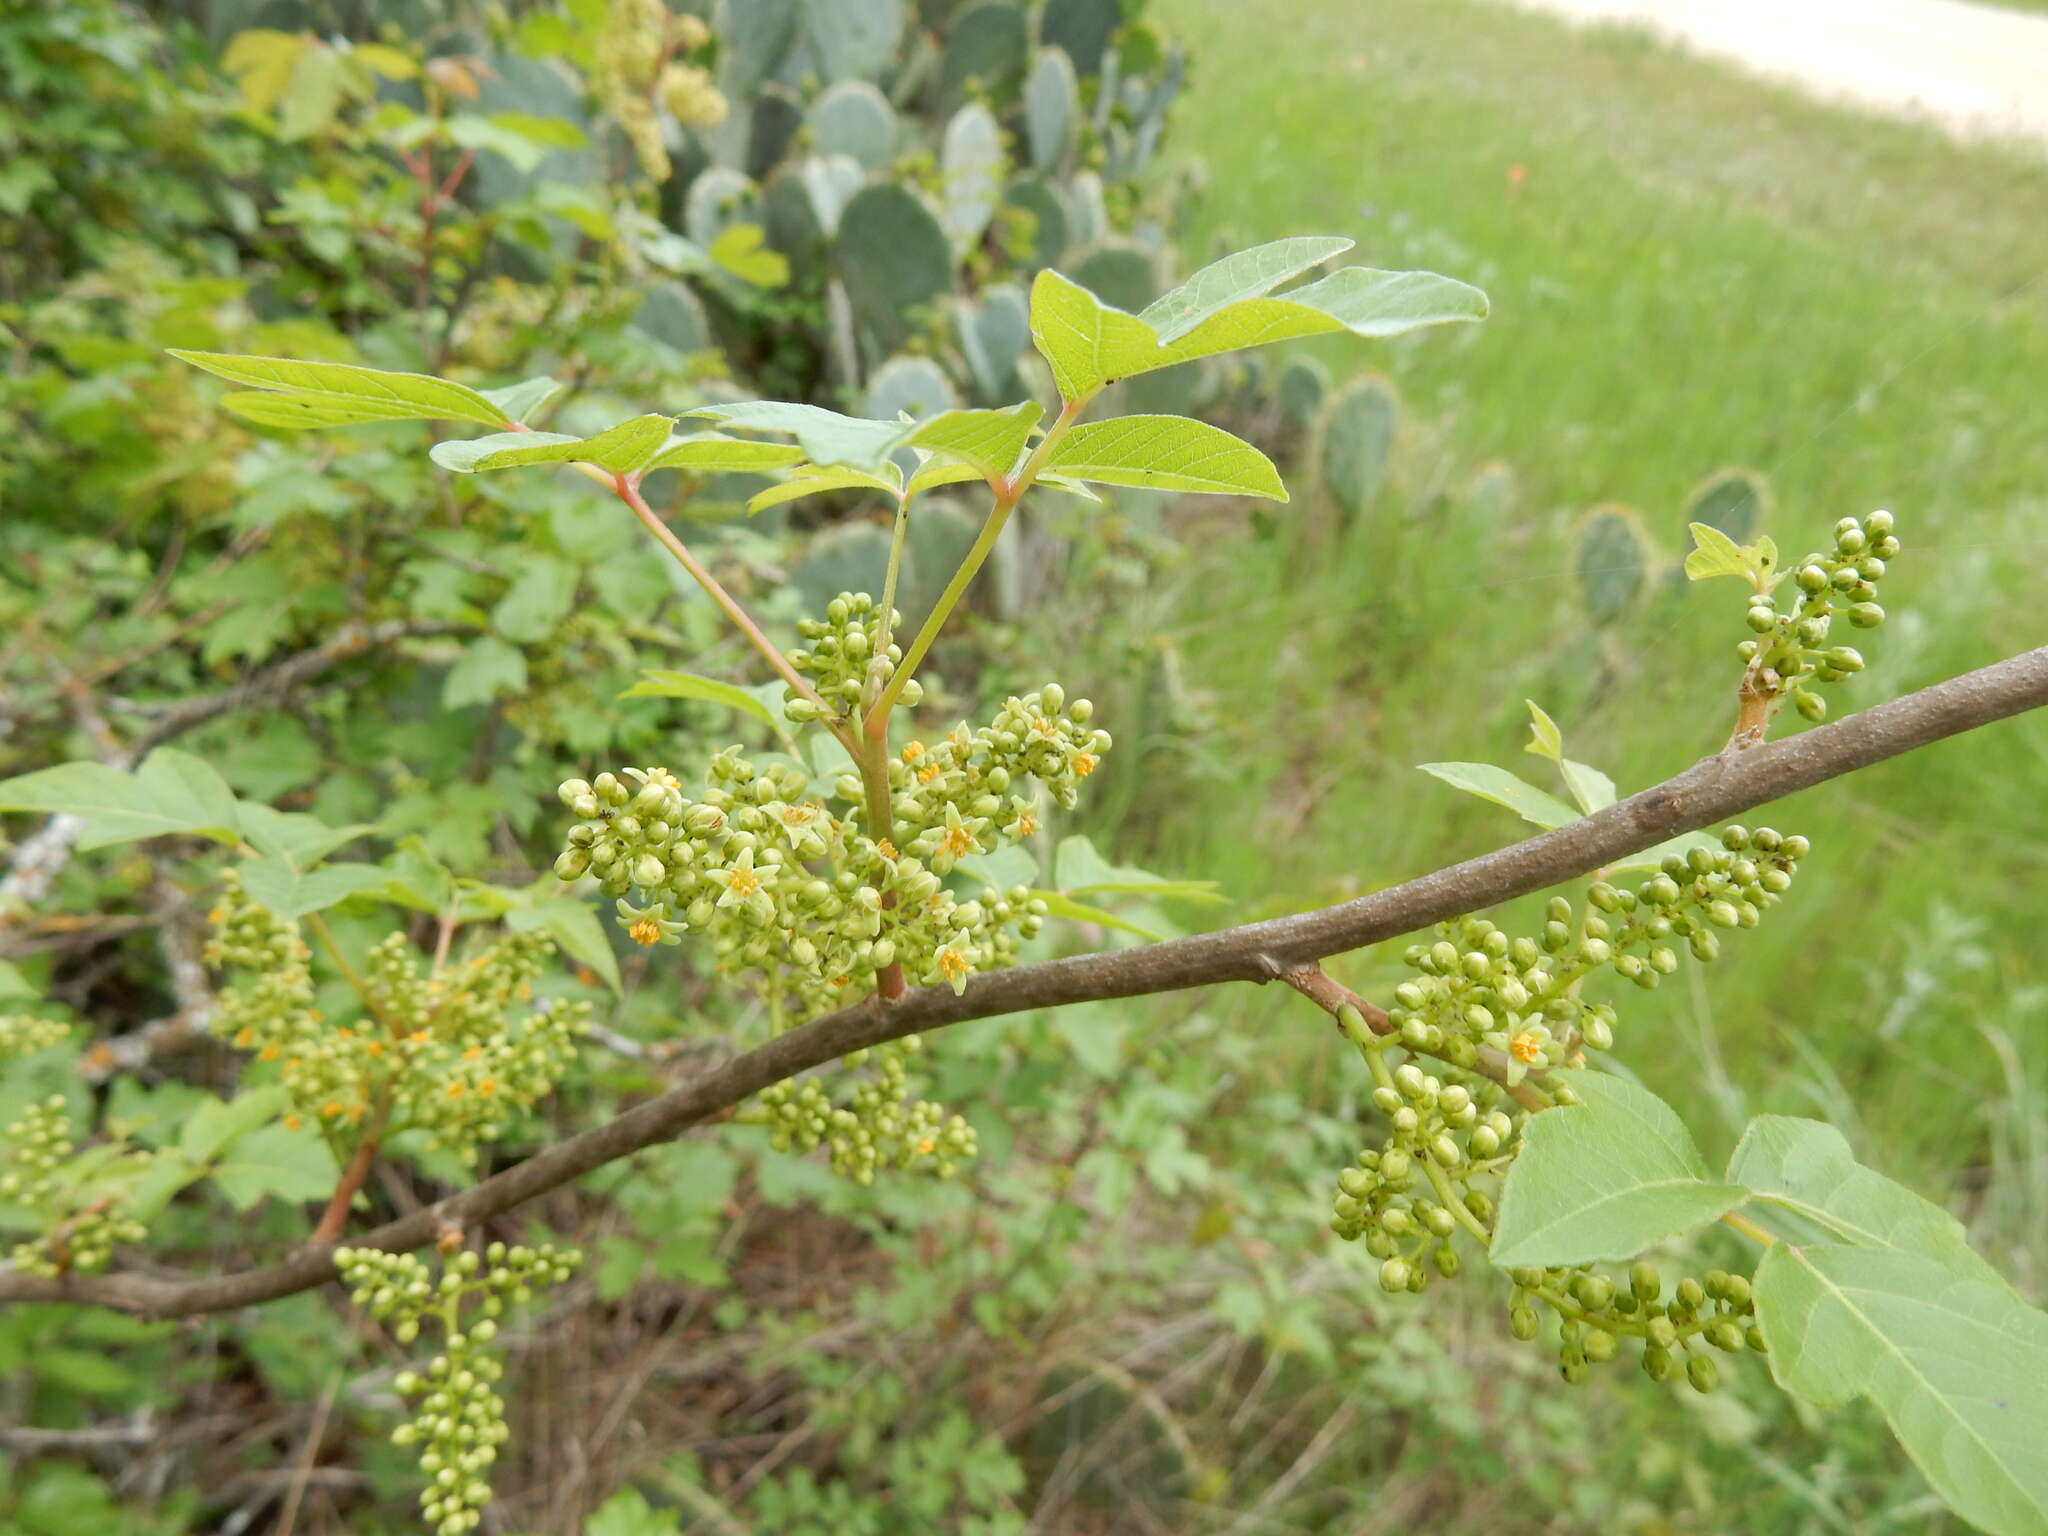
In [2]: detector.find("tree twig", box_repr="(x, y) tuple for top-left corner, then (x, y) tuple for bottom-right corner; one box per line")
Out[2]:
(0, 642), (2041, 1317)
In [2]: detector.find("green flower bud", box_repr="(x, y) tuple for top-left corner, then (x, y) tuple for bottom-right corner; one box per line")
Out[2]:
(1848, 601), (1885, 628)
(1631, 1261), (1661, 1302)
(1510, 1306), (1539, 1340)
(1379, 1257), (1412, 1294)
(1686, 1355), (1719, 1393)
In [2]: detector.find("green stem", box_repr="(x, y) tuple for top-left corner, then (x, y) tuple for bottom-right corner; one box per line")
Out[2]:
(1422, 1153), (1493, 1245)
(611, 474), (854, 755)
(878, 489), (916, 660)
(866, 398), (1085, 738)
(1720, 1209), (1777, 1246)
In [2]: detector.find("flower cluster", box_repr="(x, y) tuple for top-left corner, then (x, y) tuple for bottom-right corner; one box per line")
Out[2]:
(750, 1037), (978, 1184)
(784, 592), (921, 718)
(0, 1014), (70, 1062)
(206, 876), (590, 1165)
(1505, 1259), (1764, 1391)
(1739, 510), (1900, 722)
(1329, 1040), (1523, 1293)
(336, 1242), (580, 1535)
(1384, 826), (1805, 1080)
(591, 0), (725, 181)
(0, 1089), (146, 1276)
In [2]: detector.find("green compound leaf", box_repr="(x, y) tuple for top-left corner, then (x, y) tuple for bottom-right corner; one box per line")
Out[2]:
(169, 350), (511, 427)
(643, 435), (808, 474)
(1046, 415), (1286, 500)
(1417, 762), (1580, 830)
(618, 670), (778, 726)
(1754, 1244), (2048, 1536)
(908, 401), (1045, 480)
(1517, 702), (1616, 814)
(1490, 1072), (1747, 1268)
(1139, 235), (1355, 343)
(429, 414), (675, 475)
(1029, 263), (1488, 405)
(682, 401), (915, 474)
(1728, 1116), (2010, 1288)
(0, 748), (242, 851)
(236, 856), (391, 920)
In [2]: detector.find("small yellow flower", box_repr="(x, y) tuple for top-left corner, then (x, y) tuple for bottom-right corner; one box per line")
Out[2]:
(258, 1045), (280, 1062)
(725, 866), (761, 899)
(916, 1137), (937, 1156)
(782, 803), (818, 827)
(1509, 1030), (1546, 1065)
(1015, 811), (1039, 839)
(409, 1030), (430, 1046)
(876, 839), (899, 861)
(937, 949), (970, 985)
(206, 907), (226, 925)
(234, 1027), (255, 1048)
(478, 1078), (499, 1098)
(917, 763), (940, 784)
(1072, 753), (1097, 777)
(284, 1114), (302, 1131)
(462, 1046), (484, 1062)
(446, 1081), (467, 1101)
(902, 742), (925, 762)
(320, 1101), (342, 1119)
(628, 918), (662, 947)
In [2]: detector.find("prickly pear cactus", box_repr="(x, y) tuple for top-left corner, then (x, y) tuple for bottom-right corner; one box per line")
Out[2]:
(1576, 503), (1654, 625)
(1686, 466), (1773, 546)
(1320, 374), (1400, 519)
(1275, 356), (1331, 434)
(835, 183), (954, 355)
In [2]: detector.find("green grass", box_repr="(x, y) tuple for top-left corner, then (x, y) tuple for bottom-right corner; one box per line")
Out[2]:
(1133, 0), (2048, 1225)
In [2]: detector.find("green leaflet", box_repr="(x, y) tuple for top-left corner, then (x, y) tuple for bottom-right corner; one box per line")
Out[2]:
(506, 897), (621, 994)
(746, 466), (902, 514)
(1726, 1116), (2009, 1289)
(1489, 1072), (1746, 1267)
(429, 415), (675, 475)
(907, 401), (1045, 481)
(618, 670), (780, 726)
(1417, 762), (1581, 830)
(236, 856), (390, 920)
(1138, 235), (1355, 343)
(1755, 1245), (2048, 1536)
(1046, 415), (1286, 500)
(643, 435), (808, 474)
(682, 401), (916, 473)
(1029, 262), (1488, 404)
(169, 350), (511, 427)
(0, 748), (242, 851)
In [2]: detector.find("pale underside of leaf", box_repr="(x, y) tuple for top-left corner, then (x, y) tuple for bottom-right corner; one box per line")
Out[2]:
(1139, 235), (1356, 343)
(430, 414), (674, 475)
(682, 401), (915, 474)
(1030, 265), (1490, 405)
(1756, 1244), (2048, 1536)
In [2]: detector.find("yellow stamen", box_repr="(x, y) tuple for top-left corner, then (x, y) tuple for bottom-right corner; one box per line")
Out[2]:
(1072, 753), (1096, 777)
(628, 918), (662, 947)
(1509, 1030), (1545, 1065)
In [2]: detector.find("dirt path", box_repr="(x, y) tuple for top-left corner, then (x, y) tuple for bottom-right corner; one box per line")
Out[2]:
(1501, 0), (2048, 151)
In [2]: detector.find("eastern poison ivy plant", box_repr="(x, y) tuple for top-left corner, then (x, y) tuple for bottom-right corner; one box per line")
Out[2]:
(3, 237), (2045, 1535)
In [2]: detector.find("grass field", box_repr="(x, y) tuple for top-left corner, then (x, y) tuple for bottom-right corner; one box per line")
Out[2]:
(1137, 0), (2048, 1241)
